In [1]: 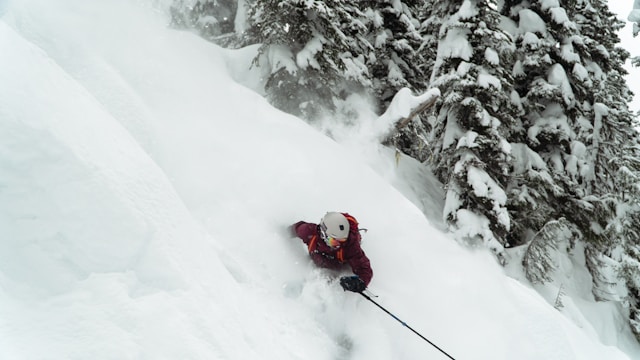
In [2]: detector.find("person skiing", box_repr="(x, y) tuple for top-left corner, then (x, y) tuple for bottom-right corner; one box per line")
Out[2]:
(291, 212), (372, 293)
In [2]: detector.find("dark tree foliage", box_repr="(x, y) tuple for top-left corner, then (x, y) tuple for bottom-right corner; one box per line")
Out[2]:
(423, 0), (518, 255)
(170, 0), (238, 43)
(523, 218), (577, 284)
(244, 0), (370, 119)
(244, 0), (426, 120)
(499, 0), (636, 249)
(503, 0), (640, 340)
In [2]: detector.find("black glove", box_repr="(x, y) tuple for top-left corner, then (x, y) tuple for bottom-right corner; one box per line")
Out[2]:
(340, 275), (366, 293)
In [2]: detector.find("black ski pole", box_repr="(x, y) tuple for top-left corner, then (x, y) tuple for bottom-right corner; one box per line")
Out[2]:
(359, 292), (456, 360)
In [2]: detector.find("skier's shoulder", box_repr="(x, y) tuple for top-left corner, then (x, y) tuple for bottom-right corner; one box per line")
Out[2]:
(294, 221), (317, 238)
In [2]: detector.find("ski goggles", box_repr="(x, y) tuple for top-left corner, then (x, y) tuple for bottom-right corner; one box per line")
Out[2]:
(320, 223), (347, 248)
(325, 236), (347, 248)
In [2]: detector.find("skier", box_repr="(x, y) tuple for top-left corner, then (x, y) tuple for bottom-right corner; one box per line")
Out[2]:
(291, 212), (372, 293)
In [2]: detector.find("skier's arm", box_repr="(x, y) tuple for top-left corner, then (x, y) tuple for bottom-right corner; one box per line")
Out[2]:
(348, 249), (373, 286)
(291, 221), (317, 245)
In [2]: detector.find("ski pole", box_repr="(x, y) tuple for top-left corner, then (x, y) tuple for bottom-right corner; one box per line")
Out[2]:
(359, 292), (456, 360)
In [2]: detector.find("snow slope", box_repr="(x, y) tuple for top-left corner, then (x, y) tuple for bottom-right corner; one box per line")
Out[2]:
(0, 0), (638, 359)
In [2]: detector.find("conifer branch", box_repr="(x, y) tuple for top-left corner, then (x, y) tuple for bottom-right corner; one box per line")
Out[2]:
(394, 95), (439, 130)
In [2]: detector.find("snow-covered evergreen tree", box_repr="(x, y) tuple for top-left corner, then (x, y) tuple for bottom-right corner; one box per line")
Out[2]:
(576, 3), (640, 307)
(603, 104), (640, 341)
(503, 0), (640, 339)
(170, 0), (238, 42)
(244, 0), (371, 119)
(501, 0), (593, 251)
(359, 0), (426, 104)
(244, 0), (426, 121)
(499, 0), (630, 247)
(425, 0), (518, 259)
(523, 218), (576, 284)
(630, 0), (640, 37)
(630, 0), (640, 66)
(364, 0), (431, 158)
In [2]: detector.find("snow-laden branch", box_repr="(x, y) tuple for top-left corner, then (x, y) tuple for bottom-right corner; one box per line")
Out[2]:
(630, 0), (640, 36)
(376, 87), (440, 140)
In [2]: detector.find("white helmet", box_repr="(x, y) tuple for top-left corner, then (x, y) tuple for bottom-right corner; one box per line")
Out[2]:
(320, 212), (350, 239)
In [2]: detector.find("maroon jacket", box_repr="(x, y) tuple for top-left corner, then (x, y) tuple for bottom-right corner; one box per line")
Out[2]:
(292, 221), (373, 286)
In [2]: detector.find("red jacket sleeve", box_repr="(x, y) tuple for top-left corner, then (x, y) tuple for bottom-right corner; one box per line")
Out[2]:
(292, 221), (318, 245)
(344, 241), (373, 286)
